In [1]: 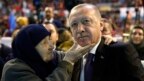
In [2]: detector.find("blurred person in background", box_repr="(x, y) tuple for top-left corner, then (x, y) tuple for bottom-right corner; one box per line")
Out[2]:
(0, 34), (13, 79)
(56, 28), (74, 52)
(102, 19), (114, 36)
(16, 16), (28, 29)
(122, 21), (133, 43)
(129, 25), (144, 60)
(43, 6), (63, 28)
(10, 16), (29, 40)
(101, 18), (118, 45)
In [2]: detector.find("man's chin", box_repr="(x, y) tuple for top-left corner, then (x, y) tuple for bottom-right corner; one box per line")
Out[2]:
(79, 43), (89, 47)
(78, 40), (93, 47)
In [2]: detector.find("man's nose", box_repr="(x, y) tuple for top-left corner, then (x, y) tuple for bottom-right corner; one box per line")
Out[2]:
(77, 23), (85, 32)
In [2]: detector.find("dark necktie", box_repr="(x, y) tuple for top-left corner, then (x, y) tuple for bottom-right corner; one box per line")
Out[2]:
(84, 53), (95, 81)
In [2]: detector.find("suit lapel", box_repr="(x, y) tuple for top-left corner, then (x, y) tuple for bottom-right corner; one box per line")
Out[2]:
(93, 38), (107, 81)
(72, 38), (107, 81)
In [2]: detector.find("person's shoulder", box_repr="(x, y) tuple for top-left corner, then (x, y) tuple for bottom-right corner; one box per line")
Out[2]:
(3, 58), (35, 73)
(1, 59), (42, 81)
(109, 41), (133, 49)
(108, 41), (125, 47)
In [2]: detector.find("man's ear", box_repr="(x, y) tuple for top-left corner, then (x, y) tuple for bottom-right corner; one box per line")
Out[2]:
(70, 27), (74, 36)
(100, 21), (104, 31)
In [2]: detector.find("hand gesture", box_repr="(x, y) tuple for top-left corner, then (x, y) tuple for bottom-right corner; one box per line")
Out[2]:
(103, 35), (117, 45)
(63, 44), (94, 65)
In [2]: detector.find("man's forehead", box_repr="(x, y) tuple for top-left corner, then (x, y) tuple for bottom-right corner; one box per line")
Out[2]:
(69, 11), (100, 25)
(70, 6), (94, 15)
(69, 6), (100, 20)
(45, 7), (53, 12)
(71, 4), (95, 12)
(69, 9), (95, 19)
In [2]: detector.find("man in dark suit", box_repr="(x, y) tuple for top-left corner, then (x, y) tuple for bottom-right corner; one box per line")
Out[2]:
(43, 7), (63, 28)
(68, 3), (144, 81)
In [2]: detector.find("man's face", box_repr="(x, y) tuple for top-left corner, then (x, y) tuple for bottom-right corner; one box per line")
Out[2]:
(131, 28), (144, 44)
(69, 8), (102, 47)
(45, 8), (54, 19)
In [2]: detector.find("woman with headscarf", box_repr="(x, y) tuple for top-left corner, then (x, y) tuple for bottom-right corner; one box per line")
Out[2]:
(1, 24), (92, 81)
(129, 25), (144, 60)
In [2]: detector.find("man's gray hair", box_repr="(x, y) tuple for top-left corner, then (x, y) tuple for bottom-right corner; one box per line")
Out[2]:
(69, 3), (101, 20)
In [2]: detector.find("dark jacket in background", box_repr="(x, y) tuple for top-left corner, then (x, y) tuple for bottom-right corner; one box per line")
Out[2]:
(129, 41), (144, 60)
(0, 44), (12, 78)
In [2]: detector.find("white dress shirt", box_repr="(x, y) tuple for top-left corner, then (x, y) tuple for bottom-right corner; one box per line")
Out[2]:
(80, 38), (101, 81)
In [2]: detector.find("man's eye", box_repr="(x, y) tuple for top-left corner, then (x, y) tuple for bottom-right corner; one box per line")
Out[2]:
(82, 19), (91, 25)
(71, 22), (78, 28)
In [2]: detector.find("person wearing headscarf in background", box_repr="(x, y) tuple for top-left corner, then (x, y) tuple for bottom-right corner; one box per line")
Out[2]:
(129, 25), (144, 60)
(1, 24), (93, 81)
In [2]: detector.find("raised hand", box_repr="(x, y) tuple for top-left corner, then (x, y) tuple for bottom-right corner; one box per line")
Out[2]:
(63, 44), (94, 65)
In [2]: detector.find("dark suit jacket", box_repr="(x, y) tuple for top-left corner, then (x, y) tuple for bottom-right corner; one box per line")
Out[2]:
(72, 38), (144, 81)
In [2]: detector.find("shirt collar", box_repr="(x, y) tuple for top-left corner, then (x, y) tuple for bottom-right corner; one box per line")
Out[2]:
(49, 18), (53, 23)
(44, 18), (53, 23)
(89, 38), (101, 54)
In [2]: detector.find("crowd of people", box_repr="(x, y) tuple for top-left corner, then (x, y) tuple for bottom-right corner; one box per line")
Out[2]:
(0, 0), (143, 81)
